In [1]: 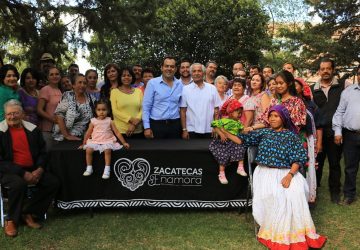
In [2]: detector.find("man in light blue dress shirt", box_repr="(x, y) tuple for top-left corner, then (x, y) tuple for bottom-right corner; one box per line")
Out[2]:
(142, 56), (183, 139)
(332, 65), (360, 205)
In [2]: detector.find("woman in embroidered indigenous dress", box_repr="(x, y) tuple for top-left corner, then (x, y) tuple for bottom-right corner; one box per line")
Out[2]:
(252, 70), (306, 134)
(295, 77), (322, 204)
(223, 105), (326, 249)
(243, 73), (270, 128)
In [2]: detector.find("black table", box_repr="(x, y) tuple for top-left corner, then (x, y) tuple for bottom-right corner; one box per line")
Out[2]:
(48, 139), (249, 209)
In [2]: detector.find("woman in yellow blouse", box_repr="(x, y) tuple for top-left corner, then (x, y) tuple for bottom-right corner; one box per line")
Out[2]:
(110, 67), (143, 138)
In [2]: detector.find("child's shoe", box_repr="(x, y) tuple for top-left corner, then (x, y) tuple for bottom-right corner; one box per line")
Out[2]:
(102, 166), (110, 179)
(83, 166), (93, 176)
(237, 165), (247, 177)
(218, 172), (228, 184)
(102, 171), (110, 179)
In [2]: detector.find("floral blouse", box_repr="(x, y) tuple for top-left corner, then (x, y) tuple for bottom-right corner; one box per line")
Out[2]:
(239, 128), (307, 169)
(258, 96), (306, 133)
(53, 91), (96, 141)
(244, 91), (267, 125)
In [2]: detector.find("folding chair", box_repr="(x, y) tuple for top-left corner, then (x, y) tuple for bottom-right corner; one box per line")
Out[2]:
(0, 184), (5, 227)
(0, 184), (46, 227)
(244, 146), (259, 236)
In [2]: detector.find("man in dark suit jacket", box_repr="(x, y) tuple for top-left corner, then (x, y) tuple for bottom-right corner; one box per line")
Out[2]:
(0, 99), (59, 237)
(311, 58), (344, 204)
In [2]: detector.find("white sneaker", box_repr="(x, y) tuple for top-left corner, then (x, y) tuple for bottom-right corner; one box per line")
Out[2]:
(83, 169), (93, 176)
(102, 171), (110, 179)
(237, 166), (247, 176)
(218, 173), (228, 184)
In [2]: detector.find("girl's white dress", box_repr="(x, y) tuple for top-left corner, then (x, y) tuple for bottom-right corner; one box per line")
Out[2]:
(83, 117), (122, 153)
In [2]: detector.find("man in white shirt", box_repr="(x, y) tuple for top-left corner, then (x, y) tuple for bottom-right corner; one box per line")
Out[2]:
(180, 63), (221, 139)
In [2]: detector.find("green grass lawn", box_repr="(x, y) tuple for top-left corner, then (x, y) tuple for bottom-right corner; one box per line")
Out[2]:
(1, 161), (359, 249)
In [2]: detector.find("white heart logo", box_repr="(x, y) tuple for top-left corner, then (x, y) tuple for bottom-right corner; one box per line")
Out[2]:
(113, 158), (151, 191)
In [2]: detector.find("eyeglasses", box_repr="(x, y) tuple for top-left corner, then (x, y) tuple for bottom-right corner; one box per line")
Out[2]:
(5, 111), (21, 117)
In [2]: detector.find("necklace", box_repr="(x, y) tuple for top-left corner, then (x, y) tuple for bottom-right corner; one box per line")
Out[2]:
(119, 86), (134, 94)
(25, 88), (38, 97)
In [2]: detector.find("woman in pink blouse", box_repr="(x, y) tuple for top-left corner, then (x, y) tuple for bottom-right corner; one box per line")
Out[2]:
(37, 66), (62, 151)
(243, 73), (270, 128)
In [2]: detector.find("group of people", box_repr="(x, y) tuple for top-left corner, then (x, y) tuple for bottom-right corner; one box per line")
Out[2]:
(0, 52), (359, 250)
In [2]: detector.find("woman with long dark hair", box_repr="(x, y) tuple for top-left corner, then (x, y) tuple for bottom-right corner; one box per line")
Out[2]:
(100, 63), (121, 100)
(0, 64), (20, 120)
(18, 68), (40, 125)
(251, 70), (306, 134)
(110, 67), (143, 138)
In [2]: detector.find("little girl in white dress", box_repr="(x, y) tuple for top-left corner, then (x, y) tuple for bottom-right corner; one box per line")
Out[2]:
(79, 100), (129, 179)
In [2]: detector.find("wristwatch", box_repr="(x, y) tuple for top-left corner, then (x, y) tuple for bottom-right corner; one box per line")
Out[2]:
(182, 128), (187, 131)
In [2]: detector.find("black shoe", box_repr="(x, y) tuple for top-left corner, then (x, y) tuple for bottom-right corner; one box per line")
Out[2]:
(330, 193), (340, 204)
(340, 197), (355, 206)
(308, 202), (316, 210)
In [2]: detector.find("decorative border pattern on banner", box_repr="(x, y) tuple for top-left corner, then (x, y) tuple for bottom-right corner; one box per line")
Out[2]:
(56, 199), (252, 209)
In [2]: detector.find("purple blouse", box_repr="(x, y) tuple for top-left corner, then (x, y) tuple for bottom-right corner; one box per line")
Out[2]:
(18, 88), (39, 125)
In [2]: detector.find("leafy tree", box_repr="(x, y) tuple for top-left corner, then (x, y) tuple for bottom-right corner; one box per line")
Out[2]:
(258, 0), (311, 70)
(0, 0), (159, 69)
(279, 0), (360, 68)
(88, 0), (270, 75)
(0, 1), (73, 68)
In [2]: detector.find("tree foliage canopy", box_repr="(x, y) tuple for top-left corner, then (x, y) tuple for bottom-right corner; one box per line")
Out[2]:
(88, 0), (270, 73)
(279, 0), (360, 68)
(0, 0), (358, 73)
(0, 0), (159, 69)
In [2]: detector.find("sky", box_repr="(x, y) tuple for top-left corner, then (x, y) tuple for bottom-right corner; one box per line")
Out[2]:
(76, 51), (92, 74)
(61, 13), (93, 73)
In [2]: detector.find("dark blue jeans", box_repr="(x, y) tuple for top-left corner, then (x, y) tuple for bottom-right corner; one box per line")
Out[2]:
(343, 130), (360, 199)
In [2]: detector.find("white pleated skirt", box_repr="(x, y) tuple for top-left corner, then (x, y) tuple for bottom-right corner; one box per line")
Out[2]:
(83, 143), (123, 153)
(252, 165), (326, 249)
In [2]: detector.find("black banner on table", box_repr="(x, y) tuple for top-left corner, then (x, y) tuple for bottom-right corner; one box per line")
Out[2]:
(49, 139), (249, 209)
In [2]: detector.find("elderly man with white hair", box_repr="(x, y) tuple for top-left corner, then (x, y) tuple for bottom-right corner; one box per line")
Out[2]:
(180, 63), (221, 139)
(0, 99), (59, 237)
